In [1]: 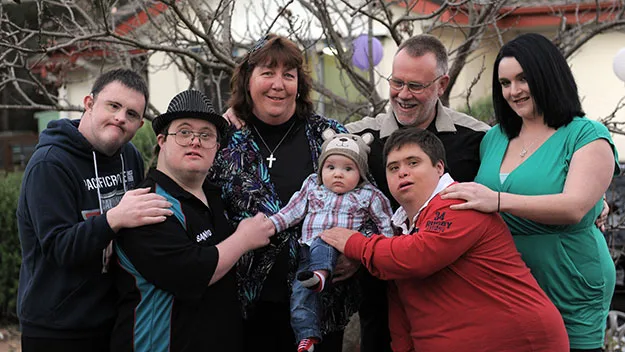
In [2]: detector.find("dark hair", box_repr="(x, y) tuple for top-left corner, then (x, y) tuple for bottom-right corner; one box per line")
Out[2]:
(91, 68), (150, 115)
(383, 128), (446, 167)
(149, 122), (168, 170)
(492, 33), (584, 139)
(228, 34), (314, 123)
(396, 34), (448, 75)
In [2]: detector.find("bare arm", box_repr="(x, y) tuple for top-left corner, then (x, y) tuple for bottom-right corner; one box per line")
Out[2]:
(441, 139), (615, 225)
(117, 213), (274, 298)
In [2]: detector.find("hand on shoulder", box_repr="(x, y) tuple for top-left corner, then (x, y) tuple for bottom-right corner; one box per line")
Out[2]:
(106, 187), (173, 232)
(440, 182), (498, 213)
(223, 107), (245, 130)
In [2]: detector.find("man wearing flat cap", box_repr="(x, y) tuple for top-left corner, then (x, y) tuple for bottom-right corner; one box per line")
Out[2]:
(111, 89), (275, 352)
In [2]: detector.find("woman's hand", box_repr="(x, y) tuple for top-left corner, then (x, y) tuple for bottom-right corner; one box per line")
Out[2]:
(595, 198), (610, 232)
(332, 255), (360, 283)
(321, 227), (361, 282)
(440, 182), (499, 213)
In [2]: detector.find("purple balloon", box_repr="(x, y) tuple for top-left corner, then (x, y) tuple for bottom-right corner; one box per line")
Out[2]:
(352, 35), (383, 70)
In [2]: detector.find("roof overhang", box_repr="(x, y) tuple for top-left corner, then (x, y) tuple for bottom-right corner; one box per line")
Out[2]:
(397, 0), (622, 28)
(28, 1), (170, 76)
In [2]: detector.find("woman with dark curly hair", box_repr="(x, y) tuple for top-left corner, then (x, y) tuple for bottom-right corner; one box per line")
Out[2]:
(209, 34), (360, 352)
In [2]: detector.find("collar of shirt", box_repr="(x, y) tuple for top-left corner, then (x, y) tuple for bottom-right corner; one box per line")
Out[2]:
(380, 100), (457, 139)
(148, 168), (218, 203)
(391, 173), (455, 234)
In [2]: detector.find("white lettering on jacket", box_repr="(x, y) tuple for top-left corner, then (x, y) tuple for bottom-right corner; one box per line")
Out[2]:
(83, 170), (135, 191)
(196, 229), (213, 243)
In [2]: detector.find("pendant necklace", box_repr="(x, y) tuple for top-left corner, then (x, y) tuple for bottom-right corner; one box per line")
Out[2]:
(252, 120), (296, 168)
(519, 138), (538, 158)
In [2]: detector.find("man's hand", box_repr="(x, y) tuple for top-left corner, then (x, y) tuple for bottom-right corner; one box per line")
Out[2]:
(233, 213), (276, 252)
(223, 107), (246, 130)
(321, 227), (357, 253)
(106, 187), (173, 232)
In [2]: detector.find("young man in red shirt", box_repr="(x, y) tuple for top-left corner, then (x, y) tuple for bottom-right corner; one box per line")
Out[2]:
(321, 128), (569, 352)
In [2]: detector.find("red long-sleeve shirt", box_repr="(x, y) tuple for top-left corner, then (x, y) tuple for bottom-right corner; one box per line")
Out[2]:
(344, 191), (569, 352)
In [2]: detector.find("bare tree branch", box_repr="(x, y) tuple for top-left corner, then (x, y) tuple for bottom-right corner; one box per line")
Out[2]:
(439, 1), (508, 106)
(0, 0), (623, 127)
(601, 95), (625, 135)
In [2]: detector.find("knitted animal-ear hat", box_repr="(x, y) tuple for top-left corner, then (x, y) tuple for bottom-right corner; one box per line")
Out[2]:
(152, 89), (228, 139)
(317, 129), (375, 185)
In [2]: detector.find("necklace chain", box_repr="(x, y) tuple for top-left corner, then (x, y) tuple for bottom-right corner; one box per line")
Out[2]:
(252, 121), (296, 168)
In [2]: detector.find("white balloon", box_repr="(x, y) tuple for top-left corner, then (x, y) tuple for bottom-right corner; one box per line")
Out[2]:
(614, 48), (625, 82)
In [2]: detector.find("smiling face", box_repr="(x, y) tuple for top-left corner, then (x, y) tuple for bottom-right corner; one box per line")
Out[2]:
(385, 143), (444, 210)
(79, 81), (145, 156)
(249, 63), (298, 125)
(157, 118), (219, 179)
(389, 50), (448, 129)
(321, 154), (361, 194)
(498, 57), (539, 120)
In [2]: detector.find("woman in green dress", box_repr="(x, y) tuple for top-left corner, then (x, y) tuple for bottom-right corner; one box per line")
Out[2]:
(440, 33), (619, 351)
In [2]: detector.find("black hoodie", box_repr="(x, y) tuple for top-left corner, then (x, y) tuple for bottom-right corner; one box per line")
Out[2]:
(16, 118), (144, 338)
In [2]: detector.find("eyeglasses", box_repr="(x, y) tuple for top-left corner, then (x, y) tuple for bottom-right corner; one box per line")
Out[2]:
(167, 129), (218, 149)
(387, 74), (444, 94)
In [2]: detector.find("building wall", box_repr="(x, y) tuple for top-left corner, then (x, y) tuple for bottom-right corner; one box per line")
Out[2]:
(440, 31), (499, 112)
(569, 32), (625, 158)
(430, 28), (625, 161)
(148, 52), (191, 114)
(56, 56), (189, 121)
(64, 69), (96, 120)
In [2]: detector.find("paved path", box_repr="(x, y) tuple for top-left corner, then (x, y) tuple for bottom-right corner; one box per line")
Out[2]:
(0, 328), (20, 352)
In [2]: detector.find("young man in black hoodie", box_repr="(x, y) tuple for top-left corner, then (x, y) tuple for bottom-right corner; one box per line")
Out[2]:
(16, 69), (173, 352)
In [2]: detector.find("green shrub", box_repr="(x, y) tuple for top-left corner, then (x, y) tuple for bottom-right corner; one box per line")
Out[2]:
(458, 95), (495, 125)
(0, 172), (23, 321)
(131, 120), (157, 170)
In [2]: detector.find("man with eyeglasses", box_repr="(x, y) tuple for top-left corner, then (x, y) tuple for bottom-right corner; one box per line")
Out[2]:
(346, 34), (489, 352)
(16, 69), (173, 352)
(111, 89), (275, 351)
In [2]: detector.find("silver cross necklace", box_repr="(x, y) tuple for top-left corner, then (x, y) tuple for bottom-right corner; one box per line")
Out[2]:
(252, 120), (296, 168)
